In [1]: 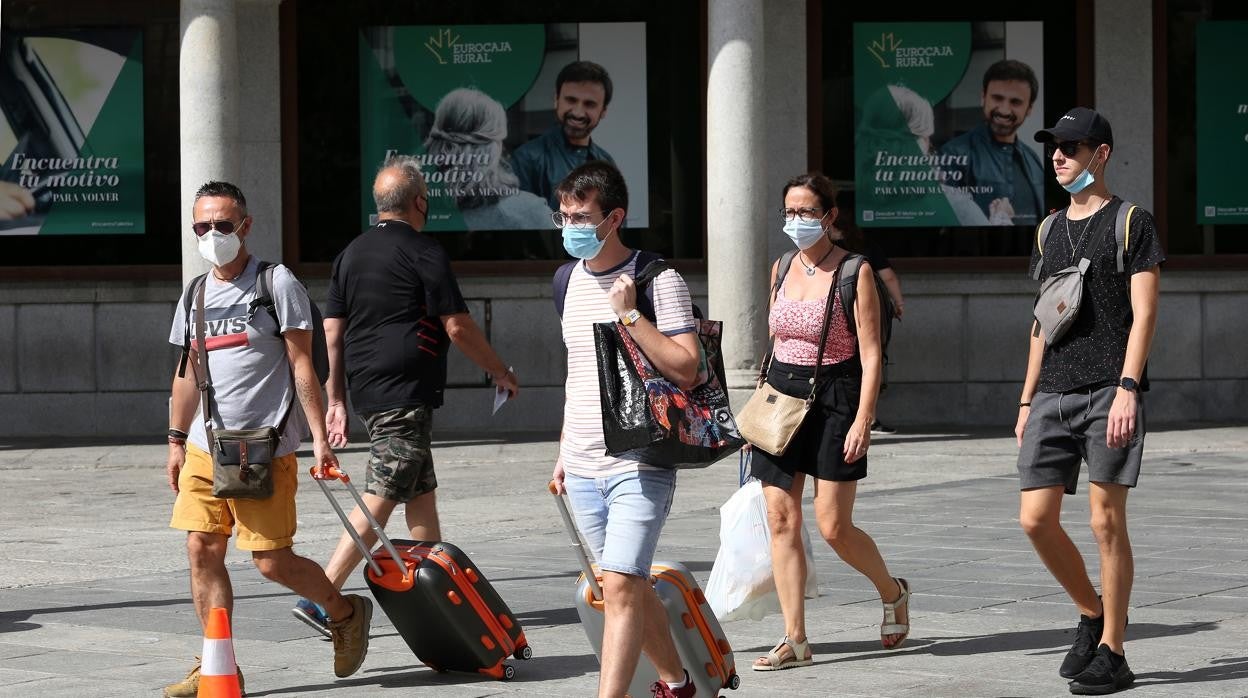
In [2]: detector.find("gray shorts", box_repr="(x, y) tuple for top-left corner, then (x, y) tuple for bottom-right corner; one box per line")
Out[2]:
(1017, 385), (1146, 494)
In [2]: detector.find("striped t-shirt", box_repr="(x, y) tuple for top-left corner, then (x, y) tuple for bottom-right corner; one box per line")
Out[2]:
(560, 251), (696, 478)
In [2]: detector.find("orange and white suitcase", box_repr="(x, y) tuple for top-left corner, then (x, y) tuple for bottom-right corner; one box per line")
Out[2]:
(551, 483), (740, 696)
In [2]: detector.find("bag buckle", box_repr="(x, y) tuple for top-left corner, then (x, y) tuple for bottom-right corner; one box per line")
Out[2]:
(239, 440), (249, 468)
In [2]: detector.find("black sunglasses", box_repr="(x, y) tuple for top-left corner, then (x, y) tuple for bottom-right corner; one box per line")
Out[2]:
(1047, 141), (1092, 158)
(191, 219), (242, 236)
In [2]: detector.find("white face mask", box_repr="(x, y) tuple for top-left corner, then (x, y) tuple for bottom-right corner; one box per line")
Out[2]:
(197, 230), (242, 267)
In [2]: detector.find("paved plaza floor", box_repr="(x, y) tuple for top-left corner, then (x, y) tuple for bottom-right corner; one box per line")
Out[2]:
(1, 425), (1246, 697)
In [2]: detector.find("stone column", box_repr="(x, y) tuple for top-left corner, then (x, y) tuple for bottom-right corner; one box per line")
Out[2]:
(180, 0), (240, 285)
(763, 0), (808, 263)
(1095, 0), (1154, 208)
(708, 0), (767, 388)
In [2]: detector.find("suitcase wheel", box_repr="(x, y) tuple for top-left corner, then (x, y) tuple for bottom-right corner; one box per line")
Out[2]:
(503, 664), (516, 681)
(728, 673), (741, 690)
(514, 645), (533, 660)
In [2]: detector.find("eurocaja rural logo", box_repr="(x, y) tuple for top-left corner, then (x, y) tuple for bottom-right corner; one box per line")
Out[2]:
(424, 27), (514, 65)
(867, 31), (954, 69)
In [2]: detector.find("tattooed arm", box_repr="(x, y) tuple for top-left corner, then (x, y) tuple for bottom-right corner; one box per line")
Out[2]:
(284, 328), (338, 472)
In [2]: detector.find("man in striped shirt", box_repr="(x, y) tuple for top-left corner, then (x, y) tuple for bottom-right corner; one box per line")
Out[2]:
(549, 161), (701, 698)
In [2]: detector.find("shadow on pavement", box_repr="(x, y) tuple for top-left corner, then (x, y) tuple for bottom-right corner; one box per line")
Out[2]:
(743, 621), (1217, 664)
(0, 588), (293, 634)
(1135, 656), (1248, 686)
(245, 651), (597, 696)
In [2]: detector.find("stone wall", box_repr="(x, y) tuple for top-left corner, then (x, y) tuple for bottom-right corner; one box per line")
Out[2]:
(1, 271), (1243, 437)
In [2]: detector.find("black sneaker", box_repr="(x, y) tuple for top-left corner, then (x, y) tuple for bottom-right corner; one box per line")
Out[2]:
(1069, 644), (1134, 695)
(1059, 613), (1104, 678)
(870, 420), (897, 435)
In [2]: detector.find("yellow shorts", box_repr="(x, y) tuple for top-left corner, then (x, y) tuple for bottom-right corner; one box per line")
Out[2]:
(169, 444), (299, 551)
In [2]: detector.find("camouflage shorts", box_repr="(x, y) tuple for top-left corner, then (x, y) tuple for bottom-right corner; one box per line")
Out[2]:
(362, 405), (436, 502)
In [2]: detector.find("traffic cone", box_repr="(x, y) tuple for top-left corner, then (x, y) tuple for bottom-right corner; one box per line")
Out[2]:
(198, 607), (242, 698)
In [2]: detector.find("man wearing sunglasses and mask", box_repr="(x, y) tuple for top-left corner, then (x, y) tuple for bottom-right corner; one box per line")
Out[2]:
(1015, 108), (1164, 695)
(164, 181), (372, 696)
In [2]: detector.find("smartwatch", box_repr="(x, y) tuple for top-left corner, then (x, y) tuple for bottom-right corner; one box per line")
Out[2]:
(1118, 376), (1139, 392)
(621, 309), (642, 327)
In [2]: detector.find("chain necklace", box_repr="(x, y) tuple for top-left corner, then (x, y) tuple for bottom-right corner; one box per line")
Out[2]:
(798, 244), (836, 276)
(1063, 198), (1111, 258)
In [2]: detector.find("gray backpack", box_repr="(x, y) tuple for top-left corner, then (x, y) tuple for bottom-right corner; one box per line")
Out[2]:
(1031, 201), (1138, 346)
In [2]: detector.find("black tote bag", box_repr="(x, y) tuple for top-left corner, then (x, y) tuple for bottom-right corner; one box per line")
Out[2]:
(594, 315), (743, 468)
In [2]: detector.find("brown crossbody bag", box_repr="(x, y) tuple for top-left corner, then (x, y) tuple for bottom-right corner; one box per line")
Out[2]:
(189, 278), (286, 499)
(736, 260), (840, 456)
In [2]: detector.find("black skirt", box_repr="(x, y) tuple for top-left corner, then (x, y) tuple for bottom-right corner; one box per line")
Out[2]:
(750, 358), (866, 490)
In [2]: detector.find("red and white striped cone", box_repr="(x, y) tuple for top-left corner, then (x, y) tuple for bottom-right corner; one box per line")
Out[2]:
(198, 607), (241, 698)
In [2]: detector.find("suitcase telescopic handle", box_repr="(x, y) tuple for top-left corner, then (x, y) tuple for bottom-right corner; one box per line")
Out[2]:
(548, 481), (603, 602)
(312, 465), (408, 580)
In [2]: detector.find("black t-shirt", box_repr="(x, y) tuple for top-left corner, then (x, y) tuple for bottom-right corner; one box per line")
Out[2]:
(1029, 197), (1166, 393)
(325, 220), (469, 412)
(863, 239), (892, 272)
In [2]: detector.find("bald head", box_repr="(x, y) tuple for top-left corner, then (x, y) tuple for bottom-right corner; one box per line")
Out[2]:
(373, 155), (427, 228)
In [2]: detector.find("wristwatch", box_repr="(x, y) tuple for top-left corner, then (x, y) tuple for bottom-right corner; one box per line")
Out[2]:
(1118, 376), (1139, 392)
(620, 308), (642, 327)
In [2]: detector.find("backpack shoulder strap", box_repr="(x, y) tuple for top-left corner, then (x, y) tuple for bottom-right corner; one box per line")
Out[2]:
(249, 261), (282, 334)
(1113, 201), (1137, 273)
(178, 273), (209, 378)
(1033, 213), (1058, 280)
(770, 250), (798, 301)
(836, 253), (865, 334)
(630, 251), (665, 322)
(552, 261), (577, 318)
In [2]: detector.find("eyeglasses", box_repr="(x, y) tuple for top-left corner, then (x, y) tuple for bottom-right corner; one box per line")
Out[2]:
(780, 207), (824, 222)
(191, 219), (242, 236)
(552, 210), (607, 228)
(1047, 141), (1091, 158)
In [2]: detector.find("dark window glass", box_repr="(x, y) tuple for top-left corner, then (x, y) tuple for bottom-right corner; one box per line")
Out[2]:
(1165, 0), (1248, 255)
(295, 0), (703, 265)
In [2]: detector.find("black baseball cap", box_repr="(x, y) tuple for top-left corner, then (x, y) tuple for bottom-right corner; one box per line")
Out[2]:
(1033, 107), (1114, 148)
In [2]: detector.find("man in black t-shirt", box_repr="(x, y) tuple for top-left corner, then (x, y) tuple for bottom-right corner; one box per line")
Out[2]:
(291, 156), (519, 636)
(1015, 108), (1164, 696)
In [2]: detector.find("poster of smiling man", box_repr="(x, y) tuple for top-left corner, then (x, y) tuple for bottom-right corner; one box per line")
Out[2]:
(854, 21), (1045, 228)
(359, 22), (649, 233)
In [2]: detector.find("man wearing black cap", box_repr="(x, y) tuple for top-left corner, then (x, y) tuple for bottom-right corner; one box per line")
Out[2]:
(1013, 107), (1164, 695)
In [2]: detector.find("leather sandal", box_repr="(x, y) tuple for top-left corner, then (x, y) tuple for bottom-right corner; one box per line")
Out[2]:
(881, 577), (911, 649)
(752, 634), (813, 671)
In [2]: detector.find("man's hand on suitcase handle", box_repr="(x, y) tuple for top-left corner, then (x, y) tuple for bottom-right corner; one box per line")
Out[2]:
(550, 457), (566, 495)
(311, 463), (348, 482)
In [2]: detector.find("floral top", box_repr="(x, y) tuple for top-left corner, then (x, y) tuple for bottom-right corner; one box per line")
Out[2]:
(769, 278), (856, 366)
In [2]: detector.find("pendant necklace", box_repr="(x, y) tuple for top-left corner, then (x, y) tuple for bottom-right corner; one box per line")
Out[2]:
(799, 245), (835, 276)
(1063, 198), (1110, 259)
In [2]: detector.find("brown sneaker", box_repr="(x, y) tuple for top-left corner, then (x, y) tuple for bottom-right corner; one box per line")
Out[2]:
(328, 594), (373, 677)
(163, 657), (245, 697)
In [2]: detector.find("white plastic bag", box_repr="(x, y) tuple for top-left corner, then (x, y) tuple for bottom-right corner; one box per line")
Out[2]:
(706, 479), (819, 622)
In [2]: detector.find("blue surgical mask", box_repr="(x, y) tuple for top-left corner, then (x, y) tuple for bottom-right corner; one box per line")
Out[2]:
(562, 219), (609, 260)
(1061, 154), (1101, 194)
(782, 218), (827, 250)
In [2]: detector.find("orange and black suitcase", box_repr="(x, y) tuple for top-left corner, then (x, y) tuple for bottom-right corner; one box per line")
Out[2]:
(315, 466), (531, 681)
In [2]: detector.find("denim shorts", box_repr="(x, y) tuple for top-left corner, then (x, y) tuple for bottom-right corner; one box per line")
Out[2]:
(564, 469), (677, 578)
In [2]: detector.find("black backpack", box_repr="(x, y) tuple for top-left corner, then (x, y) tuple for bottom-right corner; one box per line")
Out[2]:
(772, 249), (895, 357)
(178, 261), (330, 384)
